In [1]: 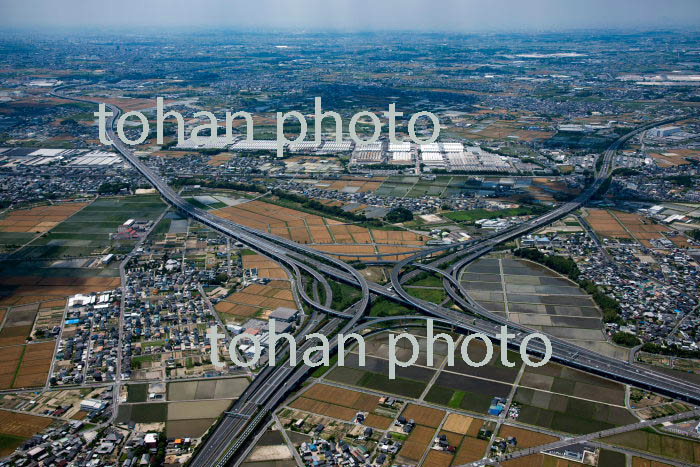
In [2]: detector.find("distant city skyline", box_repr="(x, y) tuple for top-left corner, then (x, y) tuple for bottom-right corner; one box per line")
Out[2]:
(2, 0), (700, 31)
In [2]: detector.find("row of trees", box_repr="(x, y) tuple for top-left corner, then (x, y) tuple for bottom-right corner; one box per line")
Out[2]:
(513, 248), (580, 281)
(641, 342), (700, 359)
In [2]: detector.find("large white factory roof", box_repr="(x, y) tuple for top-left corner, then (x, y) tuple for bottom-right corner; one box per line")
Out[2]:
(391, 151), (413, 161)
(388, 142), (411, 152)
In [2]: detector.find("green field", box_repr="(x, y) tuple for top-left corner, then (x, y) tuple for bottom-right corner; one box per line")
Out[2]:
(405, 272), (444, 288)
(0, 433), (26, 457)
(406, 287), (447, 304)
(127, 383), (148, 403)
(369, 297), (415, 317)
(330, 280), (362, 311)
(116, 402), (167, 423)
(151, 217), (172, 236)
(0, 232), (38, 253)
(424, 385), (494, 414)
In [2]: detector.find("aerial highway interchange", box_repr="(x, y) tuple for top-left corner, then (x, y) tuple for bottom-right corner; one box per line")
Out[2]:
(55, 89), (700, 466)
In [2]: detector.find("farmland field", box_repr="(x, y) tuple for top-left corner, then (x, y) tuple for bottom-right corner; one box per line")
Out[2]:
(631, 457), (675, 467)
(12, 341), (54, 388)
(0, 275), (120, 309)
(116, 402), (167, 423)
(9, 195), (166, 260)
(0, 410), (54, 456)
(167, 418), (220, 438)
(288, 382), (402, 426)
(602, 430), (700, 465)
(397, 425), (436, 463)
(213, 199), (425, 261)
(215, 279), (294, 322)
(242, 254), (288, 280)
(497, 425), (558, 449)
(339, 351), (436, 381)
(460, 256), (627, 359)
(0, 202), (88, 234)
(303, 383), (380, 412)
(400, 404), (445, 428)
(289, 397), (357, 421)
(598, 450), (627, 467)
(167, 377), (248, 401)
(127, 384), (148, 402)
(355, 371), (426, 398)
(520, 362), (627, 405)
(513, 385), (638, 434)
(444, 206), (543, 223)
(167, 399), (233, 420)
(443, 413), (479, 435)
(453, 436), (489, 465)
(424, 449), (454, 467)
(585, 209), (677, 248)
(0, 341), (54, 389)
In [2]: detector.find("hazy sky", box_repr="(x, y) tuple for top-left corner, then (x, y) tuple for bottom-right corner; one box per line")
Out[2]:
(2, 0), (699, 31)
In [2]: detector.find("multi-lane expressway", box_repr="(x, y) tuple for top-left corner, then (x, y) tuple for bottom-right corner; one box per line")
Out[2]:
(52, 88), (698, 465)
